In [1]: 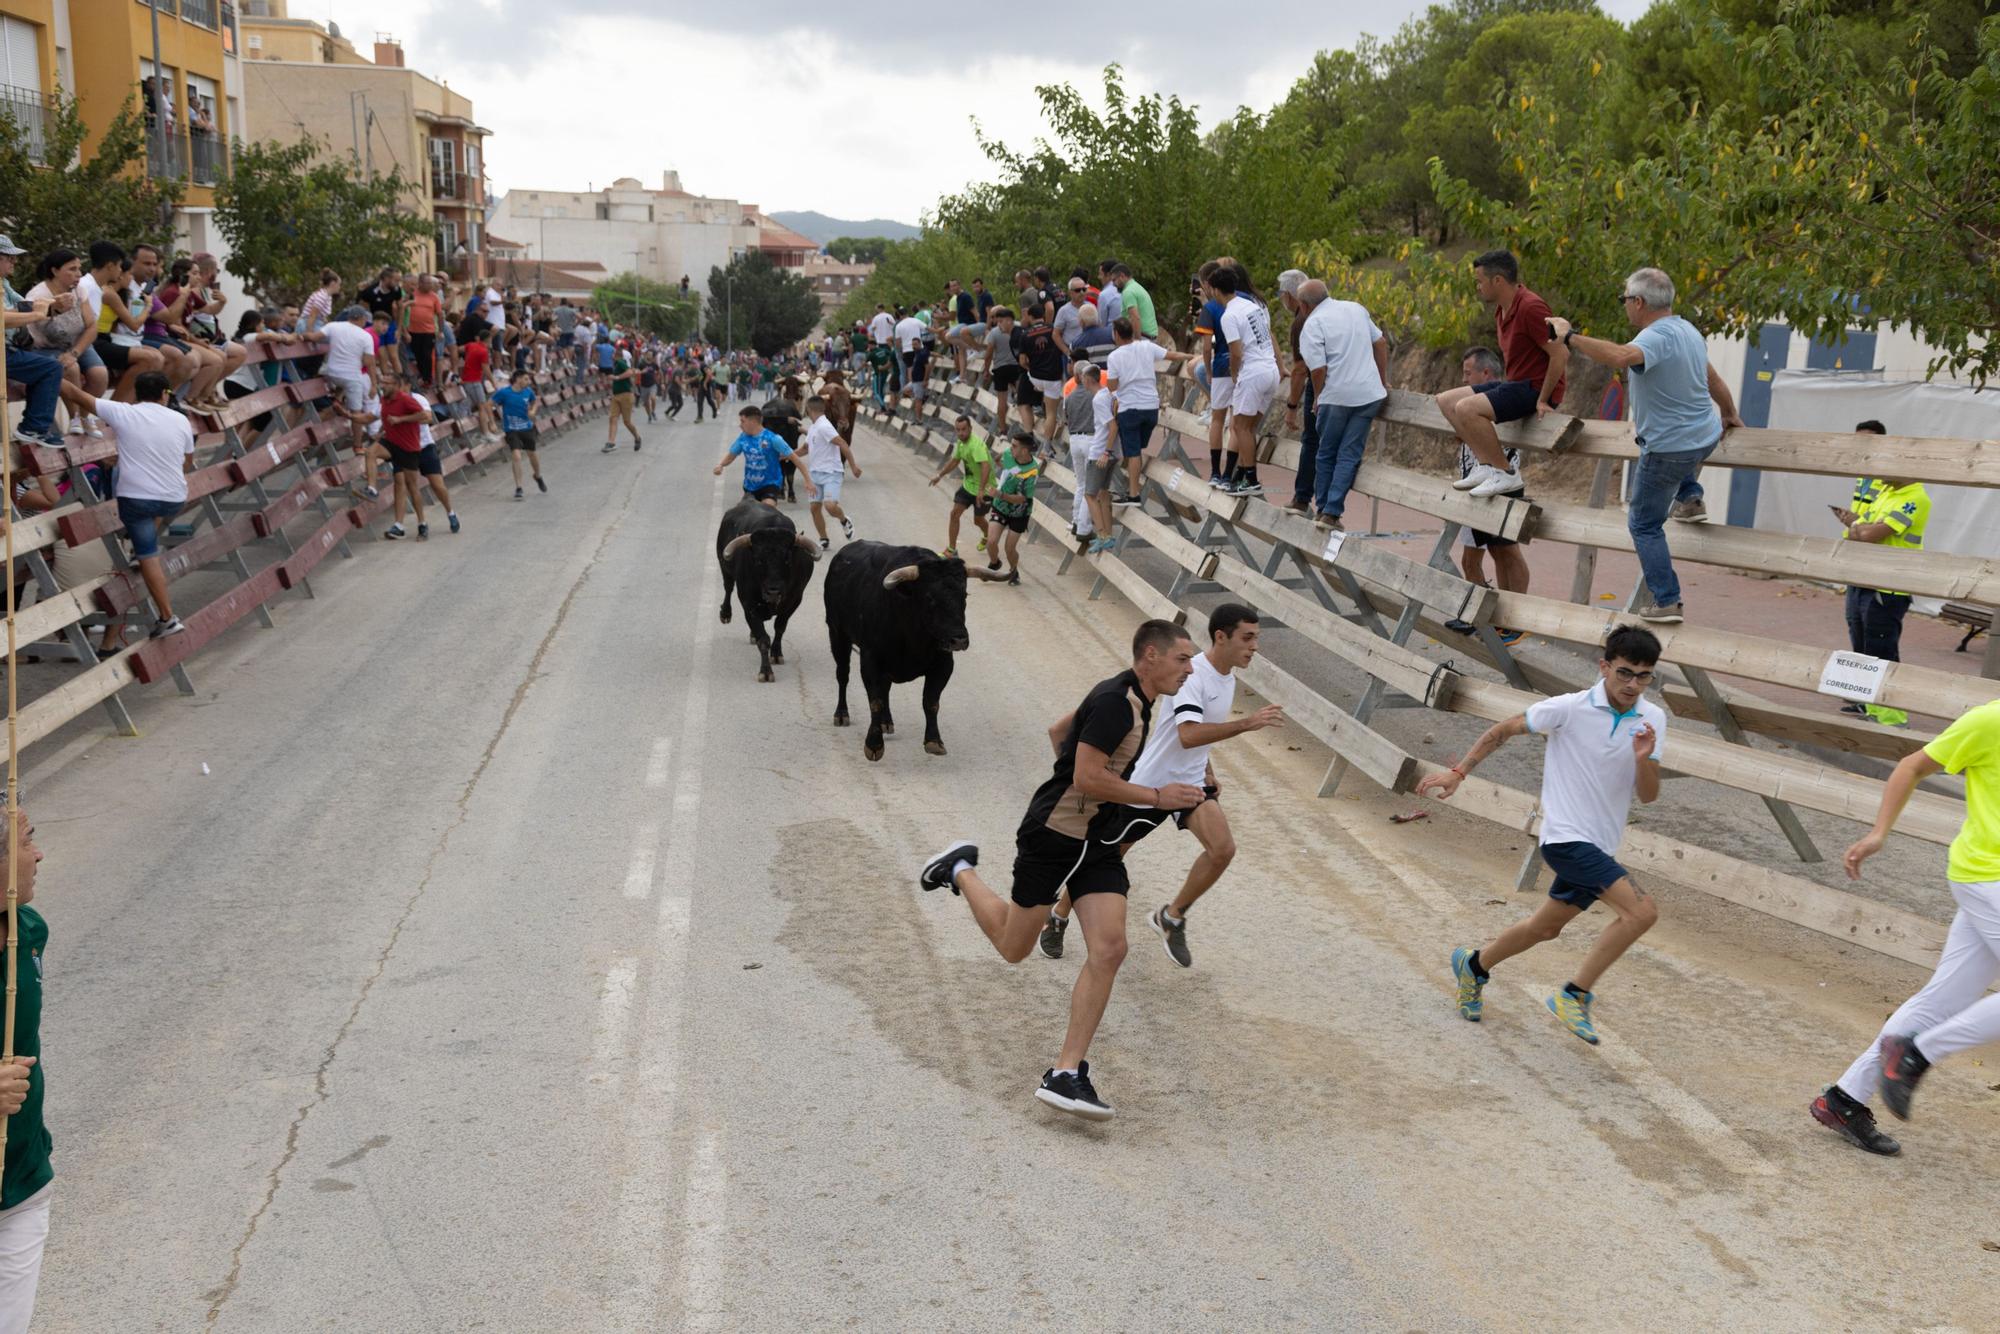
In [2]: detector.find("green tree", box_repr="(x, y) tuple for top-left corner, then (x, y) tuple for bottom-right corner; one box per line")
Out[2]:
(214, 137), (432, 305)
(0, 89), (179, 260)
(702, 251), (821, 355)
(593, 271), (698, 339)
(826, 236), (890, 264)
(832, 229), (981, 329)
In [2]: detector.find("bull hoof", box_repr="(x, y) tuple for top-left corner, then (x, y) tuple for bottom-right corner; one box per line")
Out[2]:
(771, 651), (785, 665)
(758, 670), (774, 683)
(834, 714), (850, 727)
(924, 740), (947, 756)
(881, 722), (895, 736)
(720, 607), (732, 624)
(864, 744), (884, 762)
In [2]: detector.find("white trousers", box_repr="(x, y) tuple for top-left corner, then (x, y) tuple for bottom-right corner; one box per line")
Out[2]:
(1837, 879), (2000, 1104)
(1069, 440), (1095, 535)
(0, 1186), (50, 1334)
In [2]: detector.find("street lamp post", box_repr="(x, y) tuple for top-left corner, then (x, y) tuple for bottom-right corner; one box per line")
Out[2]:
(726, 274), (734, 352)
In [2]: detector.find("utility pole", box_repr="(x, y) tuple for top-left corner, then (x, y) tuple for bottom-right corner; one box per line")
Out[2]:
(349, 90), (363, 168)
(148, 0), (164, 173)
(630, 248), (643, 332)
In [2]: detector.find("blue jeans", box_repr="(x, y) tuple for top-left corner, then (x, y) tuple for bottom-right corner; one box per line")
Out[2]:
(1628, 442), (1715, 606)
(1292, 380), (1319, 505)
(5, 346), (64, 438)
(117, 495), (184, 561)
(1313, 396), (1386, 519)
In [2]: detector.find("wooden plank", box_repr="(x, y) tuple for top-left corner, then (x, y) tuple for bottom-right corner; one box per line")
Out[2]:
(194, 384), (293, 433)
(229, 419), (339, 486)
(1235, 654), (1417, 793)
(96, 512), (262, 617)
(250, 468), (339, 539)
(57, 452), (243, 545)
(10, 504), (80, 552)
(275, 509), (350, 590)
(17, 646), (141, 751)
(14, 577), (113, 645)
(130, 565), (283, 685)
(1228, 493), (1499, 625)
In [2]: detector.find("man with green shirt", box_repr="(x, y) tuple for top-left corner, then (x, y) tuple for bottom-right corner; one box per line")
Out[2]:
(1832, 448), (1929, 727)
(603, 347), (641, 453)
(0, 812), (51, 1327)
(983, 431), (1041, 585)
(1109, 263), (1157, 339)
(1813, 699), (2000, 1154)
(866, 343), (894, 409)
(927, 415), (992, 557)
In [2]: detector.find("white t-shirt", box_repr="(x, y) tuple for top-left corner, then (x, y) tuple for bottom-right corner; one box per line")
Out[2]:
(94, 397), (194, 503)
(411, 392), (437, 446)
(804, 414), (844, 472)
(1219, 295), (1278, 379)
(1089, 389), (1115, 460)
(109, 281), (144, 347)
(1299, 299), (1386, 407)
(1106, 340), (1168, 412)
(894, 316), (926, 352)
(868, 312), (894, 345)
(1129, 652), (1238, 791)
(75, 273), (104, 330)
(225, 330), (265, 392)
(1523, 681), (1668, 853)
(322, 320), (374, 380)
(483, 286), (505, 329)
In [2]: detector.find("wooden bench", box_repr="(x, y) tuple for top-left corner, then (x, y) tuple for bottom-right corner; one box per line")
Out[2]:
(1941, 601), (1991, 652)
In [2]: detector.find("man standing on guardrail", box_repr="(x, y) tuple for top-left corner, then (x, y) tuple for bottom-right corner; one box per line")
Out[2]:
(1436, 250), (1565, 501)
(1038, 604), (1284, 967)
(1546, 267), (1743, 625)
(1812, 697), (2000, 1155)
(1419, 625), (1666, 1044)
(1209, 266), (1279, 497)
(1831, 434), (1927, 729)
(916, 620), (1204, 1120)
(91, 371), (196, 638)
(1297, 278), (1390, 530)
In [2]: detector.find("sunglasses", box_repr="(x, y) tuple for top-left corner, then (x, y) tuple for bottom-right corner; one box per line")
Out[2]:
(1611, 667), (1655, 683)
(1619, 292), (1643, 303)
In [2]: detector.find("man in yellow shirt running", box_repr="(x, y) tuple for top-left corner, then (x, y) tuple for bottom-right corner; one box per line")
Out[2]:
(1812, 699), (2000, 1154)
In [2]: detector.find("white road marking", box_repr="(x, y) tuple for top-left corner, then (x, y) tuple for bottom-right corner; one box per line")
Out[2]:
(622, 823), (660, 900)
(590, 956), (638, 1070)
(644, 736), (673, 789)
(681, 1128), (729, 1331)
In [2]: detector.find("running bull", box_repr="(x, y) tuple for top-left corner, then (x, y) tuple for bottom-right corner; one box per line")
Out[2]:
(823, 541), (1007, 760)
(716, 497), (821, 682)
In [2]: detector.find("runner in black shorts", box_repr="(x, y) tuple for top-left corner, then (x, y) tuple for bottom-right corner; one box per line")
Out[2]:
(917, 620), (1201, 1120)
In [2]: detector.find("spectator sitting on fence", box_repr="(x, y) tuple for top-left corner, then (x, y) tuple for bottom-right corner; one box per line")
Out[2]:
(1832, 419), (1926, 729)
(320, 305), (380, 496)
(184, 253), (250, 390)
(1437, 249), (1566, 500)
(300, 268), (340, 337)
(154, 256), (235, 410)
(92, 249), (163, 405)
(2, 258), (73, 449)
(220, 309), (290, 434)
(1445, 347), (1529, 643)
(21, 249), (109, 437)
(92, 371), (195, 639)
(1547, 267), (1743, 626)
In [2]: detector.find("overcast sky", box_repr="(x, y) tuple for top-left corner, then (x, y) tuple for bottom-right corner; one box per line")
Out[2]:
(294, 1), (1656, 226)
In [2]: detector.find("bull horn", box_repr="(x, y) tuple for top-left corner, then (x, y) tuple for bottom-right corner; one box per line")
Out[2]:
(795, 533), (824, 561)
(721, 533), (752, 559)
(881, 564), (921, 589)
(967, 564), (1012, 582)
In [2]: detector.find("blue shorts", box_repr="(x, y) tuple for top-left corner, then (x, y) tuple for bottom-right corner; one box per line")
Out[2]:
(1540, 840), (1629, 908)
(1116, 407), (1158, 459)
(1475, 378), (1541, 425)
(117, 495), (183, 561)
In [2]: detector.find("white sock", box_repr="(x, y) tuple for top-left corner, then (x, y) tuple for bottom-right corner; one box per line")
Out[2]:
(951, 859), (974, 880)
(1053, 1068), (1078, 1079)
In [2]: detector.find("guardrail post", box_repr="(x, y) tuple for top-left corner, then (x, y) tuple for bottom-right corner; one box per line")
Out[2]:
(1568, 457), (1616, 604)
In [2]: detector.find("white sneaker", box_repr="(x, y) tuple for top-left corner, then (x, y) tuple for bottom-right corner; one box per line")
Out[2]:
(84, 414), (106, 438)
(65, 417), (84, 436)
(1469, 467), (1525, 498)
(1452, 465), (1492, 491)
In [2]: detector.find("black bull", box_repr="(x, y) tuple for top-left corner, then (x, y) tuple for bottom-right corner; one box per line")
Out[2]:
(716, 499), (820, 682)
(823, 541), (1007, 760)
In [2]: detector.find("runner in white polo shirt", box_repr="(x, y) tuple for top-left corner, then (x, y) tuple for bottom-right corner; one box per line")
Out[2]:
(1211, 265), (1279, 496)
(1417, 625), (1666, 1044)
(1038, 604), (1283, 967)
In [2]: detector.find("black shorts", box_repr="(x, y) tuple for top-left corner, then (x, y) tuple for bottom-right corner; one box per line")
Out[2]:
(390, 444), (444, 476)
(1475, 379), (1541, 425)
(1101, 787), (1220, 846)
(1010, 825), (1129, 908)
(749, 484), (783, 502)
(505, 429), (538, 452)
(1469, 527), (1518, 549)
(951, 486), (989, 514)
(992, 364), (1023, 394)
(94, 335), (134, 373)
(1013, 375), (1045, 409)
(989, 508), (1029, 534)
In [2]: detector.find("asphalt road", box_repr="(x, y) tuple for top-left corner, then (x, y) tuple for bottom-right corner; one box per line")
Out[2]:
(22, 404), (2000, 1331)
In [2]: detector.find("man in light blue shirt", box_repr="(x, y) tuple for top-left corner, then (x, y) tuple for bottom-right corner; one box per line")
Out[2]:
(1547, 267), (1742, 625)
(712, 404), (816, 505)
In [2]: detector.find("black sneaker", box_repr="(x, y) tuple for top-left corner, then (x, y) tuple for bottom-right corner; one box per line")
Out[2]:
(1840, 702), (1868, 716)
(1038, 913), (1067, 959)
(818, 537), (831, 551)
(149, 615), (187, 639)
(1035, 1061), (1114, 1120)
(1878, 1034), (1929, 1120)
(840, 517), (855, 540)
(1113, 493), (1141, 508)
(1443, 618), (1476, 634)
(448, 512), (461, 534)
(514, 487), (525, 501)
(918, 841), (977, 895)
(1006, 571), (1020, 587)
(633, 437), (642, 451)
(535, 476), (548, 493)
(1149, 906), (1192, 968)
(1811, 1086), (1901, 1155)
(384, 524), (407, 541)
(418, 522), (431, 540)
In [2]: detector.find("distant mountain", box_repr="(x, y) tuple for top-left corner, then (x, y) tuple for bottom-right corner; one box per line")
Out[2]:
(770, 211), (920, 247)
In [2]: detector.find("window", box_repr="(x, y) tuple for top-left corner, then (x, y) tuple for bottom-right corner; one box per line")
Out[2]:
(428, 137), (455, 197)
(462, 141), (479, 179)
(0, 17), (45, 162)
(467, 221), (481, 255)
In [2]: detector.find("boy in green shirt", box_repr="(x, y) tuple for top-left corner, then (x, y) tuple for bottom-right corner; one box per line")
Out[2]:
(0, 811), (51, 1325)
(983, 431), (1040, 585)
(926, 414), (991, 558)
(1813, 699), (2000, 1154)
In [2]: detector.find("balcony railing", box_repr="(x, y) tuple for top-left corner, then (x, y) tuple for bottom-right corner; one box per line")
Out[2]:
(139, 0), (179, 16)
(432, 173), (472, 202)
(146, 123), (184, 180)
(0, 85), (47, 164)
(180, 0), (219, 28)
(190, 129), (225, 185)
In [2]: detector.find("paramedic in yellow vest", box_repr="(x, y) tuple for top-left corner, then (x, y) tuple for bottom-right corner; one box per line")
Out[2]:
(1833, 421), (1928, 729)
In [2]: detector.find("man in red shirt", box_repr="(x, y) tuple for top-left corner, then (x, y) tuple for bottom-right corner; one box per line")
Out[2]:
(460, 335), (497, 439)
(377, 369), (442, 540)
(1437, 250), (1568, 498)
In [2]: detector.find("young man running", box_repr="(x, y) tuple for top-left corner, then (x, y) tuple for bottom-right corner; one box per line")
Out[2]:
(982, 431), (1040, 585)
(492, 370), (547, 500)
(1810, 698), (2000, 1155)
(604, 345), (641, 452)
(713, 404), (814, 506)
(926, 415), (991, 558)
(1039, 604), (1283, 965)
(1419, 625), (1666, 1043)
(802, 394), (860, 549)
(916, 620), (1204, 1119)
(378, 370), (459, 539)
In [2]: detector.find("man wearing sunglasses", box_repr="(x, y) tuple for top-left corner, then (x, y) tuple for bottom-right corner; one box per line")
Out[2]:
(1418, 626), (1667, 1045)
(1545, 267), (1743, 625)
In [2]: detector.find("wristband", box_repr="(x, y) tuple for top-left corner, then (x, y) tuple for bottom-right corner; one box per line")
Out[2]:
(1286, 400), (1301, 409)
(1450, 765), (1466, 778)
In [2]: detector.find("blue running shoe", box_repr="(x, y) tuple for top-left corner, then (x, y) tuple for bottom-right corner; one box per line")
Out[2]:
(1451, 948), (1485, 1022)
(1547, 988), (1600, 1044)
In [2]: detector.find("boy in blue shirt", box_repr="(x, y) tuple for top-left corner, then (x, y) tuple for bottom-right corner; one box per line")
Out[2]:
(713, 405), (816, 505)
(490, 370), (545, 500)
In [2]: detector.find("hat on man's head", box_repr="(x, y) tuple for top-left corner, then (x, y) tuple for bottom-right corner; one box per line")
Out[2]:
(0, 235), (25, 257)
